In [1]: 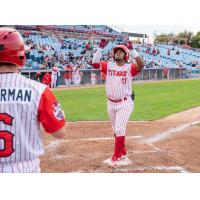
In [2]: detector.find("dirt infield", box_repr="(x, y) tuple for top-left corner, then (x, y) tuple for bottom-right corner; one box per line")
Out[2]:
(40, 106), (200, 173)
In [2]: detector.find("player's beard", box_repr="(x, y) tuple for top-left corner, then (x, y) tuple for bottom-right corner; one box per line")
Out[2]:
(115, 57), (122, 61)
(114, 53), (126, 62)
(115, 55), (125, 62)
(114, 54), (123, 62)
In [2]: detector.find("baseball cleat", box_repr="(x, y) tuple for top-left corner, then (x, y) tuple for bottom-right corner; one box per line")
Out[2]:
(103, 156), (132, 168)
(117, 155), (132, 166)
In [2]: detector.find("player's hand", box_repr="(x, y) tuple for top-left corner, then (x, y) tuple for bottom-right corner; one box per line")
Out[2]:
(99, 39), (109, 48)
(124, 40), (133, 50)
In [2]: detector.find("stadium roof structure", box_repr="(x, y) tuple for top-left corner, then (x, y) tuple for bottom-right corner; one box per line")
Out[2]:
(122, 32), (148, 38)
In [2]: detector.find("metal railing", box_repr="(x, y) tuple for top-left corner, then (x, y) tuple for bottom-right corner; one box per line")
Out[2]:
(21, 68), (188, 86)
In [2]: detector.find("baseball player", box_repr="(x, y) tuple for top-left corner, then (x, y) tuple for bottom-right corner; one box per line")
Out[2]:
(162, 67), (169, 79)
(0, 27), (66, 173)
(72, 67), (83, 86)
(36, 71), (41, 82)
(51, 65), (59, 88)
(64, 64), (73, 86)
(101, 72), (106, 83)
(90, 72), (98, 85)
(42, 72), (52, 87)
(92, 39), (144, 167)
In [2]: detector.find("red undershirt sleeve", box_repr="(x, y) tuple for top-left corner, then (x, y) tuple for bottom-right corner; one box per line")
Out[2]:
(131, 63), (139, 77)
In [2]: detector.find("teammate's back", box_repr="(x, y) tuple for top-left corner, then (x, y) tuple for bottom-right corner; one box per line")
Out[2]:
(0, 73), (46, 164)
(0, 27), (66, 173)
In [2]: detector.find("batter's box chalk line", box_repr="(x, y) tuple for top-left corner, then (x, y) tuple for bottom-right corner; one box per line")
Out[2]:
(115, 166), (189, 173)
(69, 166), (189, 173)
(129, 149), (161, 154)
(46, 135), (143, 149)
(69, 121), (150, 123)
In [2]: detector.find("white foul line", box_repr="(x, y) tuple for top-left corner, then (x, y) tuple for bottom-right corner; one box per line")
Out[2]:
(80, 135), (143, 141)
(142, 120), (200, 144)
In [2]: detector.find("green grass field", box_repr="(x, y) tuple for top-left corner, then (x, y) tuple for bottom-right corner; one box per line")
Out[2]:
(53, 79), (200, 121)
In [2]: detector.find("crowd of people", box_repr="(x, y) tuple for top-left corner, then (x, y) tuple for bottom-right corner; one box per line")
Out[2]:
(15, 27), (200, 88)
(24, 34), (98, 70)
(138, 43), (200, 68)
(22, 30), (200, 71)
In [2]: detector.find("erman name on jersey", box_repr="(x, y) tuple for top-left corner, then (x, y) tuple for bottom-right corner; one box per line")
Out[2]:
(0, 88), (32, 103)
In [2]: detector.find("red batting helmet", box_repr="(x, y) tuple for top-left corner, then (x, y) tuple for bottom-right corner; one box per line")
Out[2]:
(0, 27), (27, 67)
(113, 45), (130, 61)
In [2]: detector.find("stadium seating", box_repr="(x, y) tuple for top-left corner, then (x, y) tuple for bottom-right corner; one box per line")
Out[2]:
(16, 25), (200, 71)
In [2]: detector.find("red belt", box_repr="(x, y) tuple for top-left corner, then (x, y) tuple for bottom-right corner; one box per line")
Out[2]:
(107, 97), (127, 103)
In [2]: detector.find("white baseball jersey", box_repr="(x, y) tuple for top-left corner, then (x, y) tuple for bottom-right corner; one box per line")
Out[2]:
(0, 72), (65, 172)
(100, 61), (138, 99)
(92, 52), (141, 159)
(90, 73), (97, 84)
(51, 66), (59, 88)
(51, 66), (59, 76)
(72, 69), (82, 85)
(72, 69), (81, 78)
(92, 61), (138, 136)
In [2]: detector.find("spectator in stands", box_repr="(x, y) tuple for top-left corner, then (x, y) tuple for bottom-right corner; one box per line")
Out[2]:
(40, 62), (47, 69)
(68, 52), (74, 62)
(178, 61), (184, 67)
(152, 47), (157, 56)
(18, 27), (197, 75)
(167, 48), (171, 56)
(85, 42), (90, 50)
(45, 55), (52, 69)
(176, 49), (180, 55)
(191, 60), (198, 67)
(25, 50), (30, 59)
(125, 41), (133, 50)
(90, 42), (94, 51)
(54, 51), (59, 59)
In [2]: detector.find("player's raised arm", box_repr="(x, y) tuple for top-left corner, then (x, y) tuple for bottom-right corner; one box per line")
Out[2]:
(132, 50), (145, 72)
(91, 39), (109, 68)
(129, 43), (145, 72)
(91, 39), (109, 74)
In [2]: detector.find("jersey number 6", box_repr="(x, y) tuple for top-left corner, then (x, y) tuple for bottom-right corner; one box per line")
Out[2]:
(0, 113), (14, 157)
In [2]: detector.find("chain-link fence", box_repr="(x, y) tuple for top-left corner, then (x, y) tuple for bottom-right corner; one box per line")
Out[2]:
(133, 68), (187, 81)
(21, 67), (188, 86)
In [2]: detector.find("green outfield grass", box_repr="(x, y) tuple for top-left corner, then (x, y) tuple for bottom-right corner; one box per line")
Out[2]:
(53, 79), (200, 121)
